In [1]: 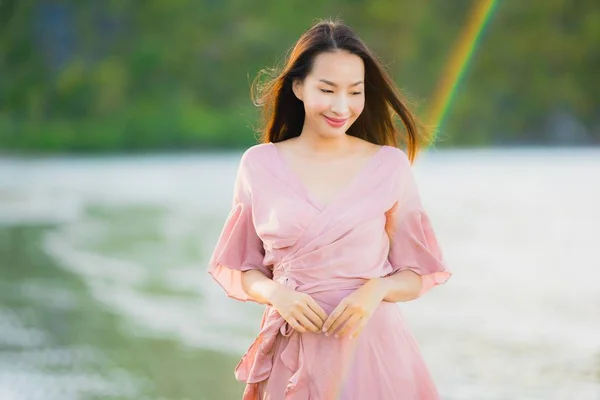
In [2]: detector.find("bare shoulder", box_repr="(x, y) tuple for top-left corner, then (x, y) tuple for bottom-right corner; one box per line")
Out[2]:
(348, 136), (376, 151)
(348, 137), (408, 166)
(344, 136), (382, 159)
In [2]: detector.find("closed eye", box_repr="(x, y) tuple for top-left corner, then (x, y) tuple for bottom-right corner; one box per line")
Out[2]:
(320, 89), (362, 95)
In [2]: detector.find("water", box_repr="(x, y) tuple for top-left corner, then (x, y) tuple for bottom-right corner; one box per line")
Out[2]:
(0, 148), (599, 400)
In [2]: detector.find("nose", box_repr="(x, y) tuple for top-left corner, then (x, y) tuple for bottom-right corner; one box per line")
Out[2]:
(330, 94), (350, 116)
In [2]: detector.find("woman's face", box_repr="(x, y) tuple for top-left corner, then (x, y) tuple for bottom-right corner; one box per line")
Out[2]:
(293, 50), (365, 138)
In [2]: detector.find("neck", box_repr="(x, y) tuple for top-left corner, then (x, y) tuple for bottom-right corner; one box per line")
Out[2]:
(295, 129), (352, 155)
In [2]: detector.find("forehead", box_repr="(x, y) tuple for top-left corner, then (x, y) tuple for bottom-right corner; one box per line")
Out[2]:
(308, 51), (364, 82)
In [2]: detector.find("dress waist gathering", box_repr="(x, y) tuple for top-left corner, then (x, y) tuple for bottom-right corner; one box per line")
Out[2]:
(235, 260), (369, 400)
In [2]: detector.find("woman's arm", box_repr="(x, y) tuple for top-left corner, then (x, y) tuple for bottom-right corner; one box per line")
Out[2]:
(241, 269), (329, 332)
(240, 269), (281, 305)
(321, 271), (422, 338)
(371, 269), (423, 303)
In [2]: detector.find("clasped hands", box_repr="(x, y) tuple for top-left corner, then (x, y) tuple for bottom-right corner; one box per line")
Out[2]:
(269, 279), (385, 339)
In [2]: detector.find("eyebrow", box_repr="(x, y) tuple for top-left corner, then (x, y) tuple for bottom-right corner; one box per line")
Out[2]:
(319, 79), (364, 87)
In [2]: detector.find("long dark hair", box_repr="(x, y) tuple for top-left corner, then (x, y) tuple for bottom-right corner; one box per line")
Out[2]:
(251, 17), (432, 162)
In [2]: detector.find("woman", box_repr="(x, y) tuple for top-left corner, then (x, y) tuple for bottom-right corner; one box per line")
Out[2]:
(208, 18), (451, 400)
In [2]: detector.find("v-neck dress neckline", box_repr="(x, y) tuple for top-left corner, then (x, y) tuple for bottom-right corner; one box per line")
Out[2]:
(269, 142), (387, 212)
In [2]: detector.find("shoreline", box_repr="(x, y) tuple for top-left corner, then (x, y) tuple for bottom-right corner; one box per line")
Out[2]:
(0, 224), (244, 400)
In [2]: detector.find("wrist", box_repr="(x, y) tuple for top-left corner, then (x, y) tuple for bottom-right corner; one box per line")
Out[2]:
(264, 280), (286, 306)
(368, 277), (389, 301)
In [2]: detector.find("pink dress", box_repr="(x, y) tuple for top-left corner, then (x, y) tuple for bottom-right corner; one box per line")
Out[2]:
(208, 143), (451, 400)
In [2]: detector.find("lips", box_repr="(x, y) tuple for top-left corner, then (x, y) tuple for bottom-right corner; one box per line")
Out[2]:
(324, 115), (348, 127)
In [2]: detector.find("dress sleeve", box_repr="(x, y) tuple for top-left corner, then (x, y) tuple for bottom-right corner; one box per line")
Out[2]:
(207, 154), (271, 302)
(385, 151), (451, 297)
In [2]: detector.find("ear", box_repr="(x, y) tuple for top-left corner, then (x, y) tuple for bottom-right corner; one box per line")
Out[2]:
(292, 79), (304, 101)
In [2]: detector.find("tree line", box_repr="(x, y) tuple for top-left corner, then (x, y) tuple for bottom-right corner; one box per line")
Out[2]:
(0, 0), (598, 153)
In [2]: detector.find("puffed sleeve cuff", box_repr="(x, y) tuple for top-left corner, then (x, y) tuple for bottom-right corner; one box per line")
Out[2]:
(208, 202), (271, 302)
(387, 209), (451, 297)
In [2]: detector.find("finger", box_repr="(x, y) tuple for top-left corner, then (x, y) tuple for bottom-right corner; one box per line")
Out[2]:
(329, 308), (353, 336)
(287, 317), (307, 333)
(302, 306), (325, 330)
(306, 298), (328, 323)
(323, 303), (347, 333)
(337, 314), (362, 338)
(294, 312), (320, 333)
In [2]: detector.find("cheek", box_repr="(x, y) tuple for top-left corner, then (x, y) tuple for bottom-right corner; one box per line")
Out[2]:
(350, 96), (365, 116)
(303, 93), (330, 114)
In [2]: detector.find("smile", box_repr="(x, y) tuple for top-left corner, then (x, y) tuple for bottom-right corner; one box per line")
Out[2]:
(323, 116), (348, 127)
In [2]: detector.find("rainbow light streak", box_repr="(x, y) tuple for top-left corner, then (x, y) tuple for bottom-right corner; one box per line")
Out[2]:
(426, 0), (499, 140)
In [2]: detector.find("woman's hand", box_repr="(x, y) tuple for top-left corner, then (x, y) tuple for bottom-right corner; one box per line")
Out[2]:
(269, 285), (328, 333)
(322, 279), (385, 339)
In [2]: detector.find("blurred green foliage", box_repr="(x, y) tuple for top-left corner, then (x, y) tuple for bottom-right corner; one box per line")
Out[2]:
(0, 0), (598, 152)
